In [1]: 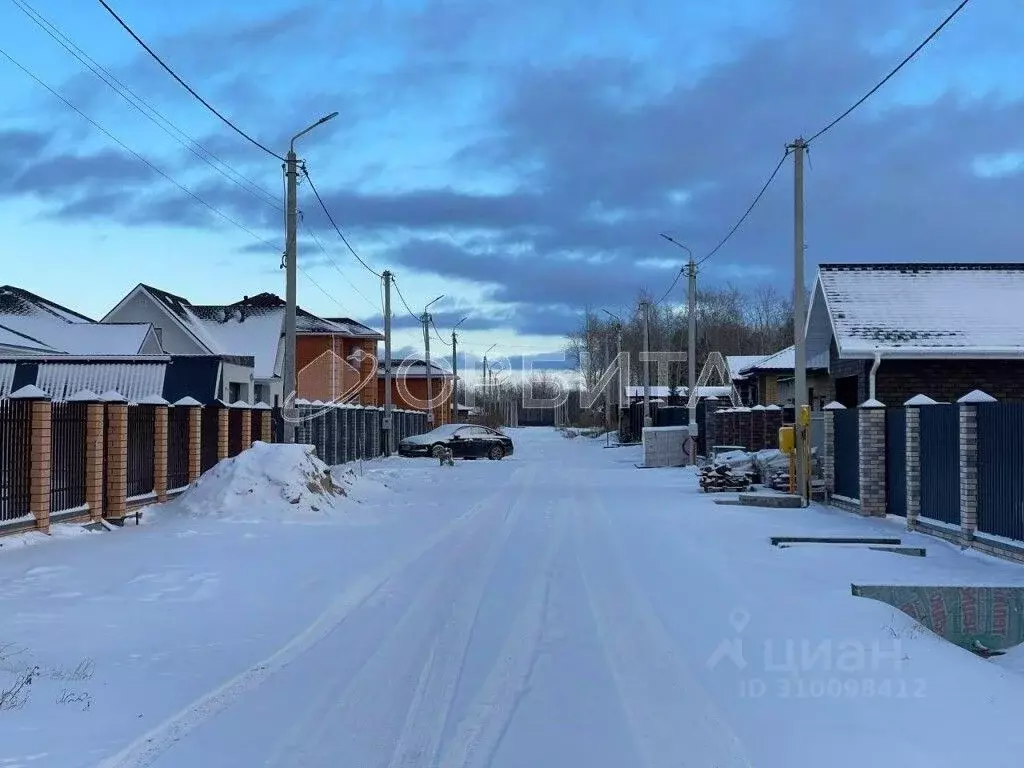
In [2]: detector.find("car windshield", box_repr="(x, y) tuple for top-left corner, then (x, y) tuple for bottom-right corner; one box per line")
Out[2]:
(422, 424), (470, 439)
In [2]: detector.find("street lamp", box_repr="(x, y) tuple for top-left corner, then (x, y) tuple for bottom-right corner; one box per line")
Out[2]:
(659, 232), (698, 462)
(451, 315), (469, 419)
(281, 111), (339, 443)
(422, 295), (445, 424)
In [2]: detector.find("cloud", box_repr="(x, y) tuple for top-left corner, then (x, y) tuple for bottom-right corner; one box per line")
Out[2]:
(12, 0), (1024, 343)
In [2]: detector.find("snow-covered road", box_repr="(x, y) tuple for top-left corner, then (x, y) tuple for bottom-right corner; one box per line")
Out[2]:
(6, 427), (1024, 767)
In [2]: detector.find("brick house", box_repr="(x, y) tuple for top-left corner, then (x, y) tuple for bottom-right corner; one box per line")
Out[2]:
(378, 358), (455, 426)
(103, 285), (382, 406)
(805, 263), (1024, 406)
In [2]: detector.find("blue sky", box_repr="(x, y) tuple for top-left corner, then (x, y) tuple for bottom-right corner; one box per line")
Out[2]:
(2, 0), (1022, 371)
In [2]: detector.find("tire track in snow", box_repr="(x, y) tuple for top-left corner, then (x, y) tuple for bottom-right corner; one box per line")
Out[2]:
(437, 501), (568, 768)
(574, 489), (754, 768)
(385, 463), (540, 768)
(96, 482), (515, 768)
(273, 464), (539, 767)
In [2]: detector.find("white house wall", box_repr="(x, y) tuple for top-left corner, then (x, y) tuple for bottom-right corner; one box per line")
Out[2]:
(105, 290), (208, 355)
(220, 360), (255, 403)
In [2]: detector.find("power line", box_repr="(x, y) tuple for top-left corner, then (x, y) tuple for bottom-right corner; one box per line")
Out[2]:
(391, 278), (423, 323)
(299, 211), (381, 314)
(698, 148), (791, 267)
(430, 315), (452, 347)
(95, 0), (284, 161)
(300, 164), (383, 278)
(656, 267), (686, 306)
(805, 0), (971, 145)
(0, 43), (279, 252)
(12, 0), (282, 212)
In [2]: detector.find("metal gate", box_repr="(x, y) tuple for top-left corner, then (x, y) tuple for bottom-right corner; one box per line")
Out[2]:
(919, 404), (960, 525)
(977, 402), (1024, 541)
(833, 408), (859, 499)
(885, 408), (906, 516)
(201, 404), (221, 473)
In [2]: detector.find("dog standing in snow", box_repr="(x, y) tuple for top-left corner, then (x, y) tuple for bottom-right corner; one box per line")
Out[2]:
(438, 446), (455, 467)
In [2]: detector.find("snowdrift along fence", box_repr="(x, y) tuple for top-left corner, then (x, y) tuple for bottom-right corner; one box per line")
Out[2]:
(0, 388), (276, 534)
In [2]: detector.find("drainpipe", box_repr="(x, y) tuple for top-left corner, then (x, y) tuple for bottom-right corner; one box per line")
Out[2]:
(868, 352), (882, 402)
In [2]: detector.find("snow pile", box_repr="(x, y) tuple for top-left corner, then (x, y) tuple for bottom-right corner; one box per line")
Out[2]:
(173, 441), (350, 517)
(711, 448), (754, 473)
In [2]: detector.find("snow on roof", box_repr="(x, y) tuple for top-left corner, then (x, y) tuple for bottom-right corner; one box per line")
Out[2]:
(0, 286), (152, 356)
(742, 345), (829, 372)
(383, 359), (453, 378)
(135, 287), (381, 378)
(323, 316), (384, 339)
(817, 263), (1024, 357)
(726, 355), (768, 380)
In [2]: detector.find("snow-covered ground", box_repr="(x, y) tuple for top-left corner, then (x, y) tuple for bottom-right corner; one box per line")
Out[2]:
(4, 428), (1024, 767)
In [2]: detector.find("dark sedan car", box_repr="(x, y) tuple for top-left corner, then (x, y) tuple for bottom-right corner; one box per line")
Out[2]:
(398, 424), (514, 460)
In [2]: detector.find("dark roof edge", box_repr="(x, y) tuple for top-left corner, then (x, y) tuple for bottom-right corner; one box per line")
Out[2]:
(819, 263), (1024, 272)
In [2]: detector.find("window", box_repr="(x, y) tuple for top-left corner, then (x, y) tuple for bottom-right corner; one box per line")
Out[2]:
(254, 383), (267, 404)
(229, 382), (242, 403)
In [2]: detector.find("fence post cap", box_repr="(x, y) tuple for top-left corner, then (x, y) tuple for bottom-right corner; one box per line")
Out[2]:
(173, 396), (203, 407)
(764, 404), (782, 411)
(823, 401), (846, 410)
(904, 394), (938, 406)
(294, 398), (312, 406)
(958, 389), (998, 404)
(138, 394), (169, 406)
(229, 400), (251, 408)
(66, 388), (101, 402)
(252, 401), (272, 410)
(98, 389), (128, 403)
(859, 398), (886, 408)
(310, 399), (325, 407)
(8, 384), (50, 400)
(750, 404), (766, 411)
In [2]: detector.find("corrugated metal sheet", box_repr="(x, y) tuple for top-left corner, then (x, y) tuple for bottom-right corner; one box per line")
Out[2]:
(0, 362), (14, 397)
(35, 362), (166, 402)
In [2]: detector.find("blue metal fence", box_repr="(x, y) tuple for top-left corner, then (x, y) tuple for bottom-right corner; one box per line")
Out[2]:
(977, 402), (1024, 541)
(919, 404), (960, 525)
(885, 408), (907, 516)
(833, 408), (859, 499)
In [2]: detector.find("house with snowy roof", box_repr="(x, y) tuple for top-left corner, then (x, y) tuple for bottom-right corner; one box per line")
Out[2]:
(731, 346), (831, 409)
(102, 284), (384, 407)
(0, 285), (174, 401)
(805, 263), (1024, 406)
(380, 358), (456, 425)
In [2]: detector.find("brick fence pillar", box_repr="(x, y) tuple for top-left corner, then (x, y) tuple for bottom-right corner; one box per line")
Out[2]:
(957, 389), (996, 543)
(902, 394), (936, 530)
(68, 390), (105, 521)
(822, 401), (844, 497)
(179, 397), (202, 483)
(858, 399), (887, 517)
(258, 404), (272, 442)
(142, 396), (170, 502)
(10, 386), (52, 531)
(239, 404), (252, 450)
(217, 404), (229, 461)
(101, 390), (128, 522)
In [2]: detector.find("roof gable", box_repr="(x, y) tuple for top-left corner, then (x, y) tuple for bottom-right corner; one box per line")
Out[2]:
(817, 263), (1024, 357)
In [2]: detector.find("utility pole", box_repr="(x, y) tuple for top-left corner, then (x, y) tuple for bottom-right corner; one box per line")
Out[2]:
(451, 329), (458, 422)
(281, 111), (338, 444)
(687, 258), (698, 464)
(790, 136), (809, 505)
(483, 343), (495, 419)
(422, 295), (444, 426)
(282, 149), (298, 443)
(603, 330), (612, 436)
(382, 271), (393, 455)
(422, 312), (433, 426)
(451, 316), (468, 423)
(641, 299), (652, 427)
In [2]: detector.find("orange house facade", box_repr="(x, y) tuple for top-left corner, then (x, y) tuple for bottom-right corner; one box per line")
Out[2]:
(377, 358), (455, 426)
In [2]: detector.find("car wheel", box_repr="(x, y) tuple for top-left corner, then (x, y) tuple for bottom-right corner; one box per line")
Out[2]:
(431, 443), (446, 458)
(488, 445), (505, 460)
